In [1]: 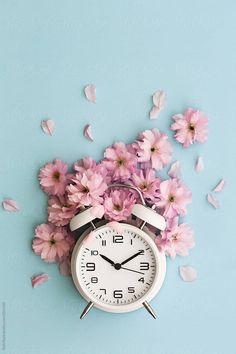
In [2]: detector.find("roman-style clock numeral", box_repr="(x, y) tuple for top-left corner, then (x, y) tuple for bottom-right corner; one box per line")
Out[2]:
(140, 262), (149, 271)
(113, 235), (123, 243)
(86, 262), (95, 271)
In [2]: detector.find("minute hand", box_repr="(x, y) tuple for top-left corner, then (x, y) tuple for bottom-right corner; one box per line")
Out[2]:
(120, 250), (143, 266)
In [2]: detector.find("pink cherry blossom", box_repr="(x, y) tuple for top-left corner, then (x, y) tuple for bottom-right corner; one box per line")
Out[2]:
(171, 108), (208, 148)
(67, 169), (107, 208)
(155, 179), (192, 218)
(103, 142), (137, 181)
(47, 195), (77, 226)
(135, 129), (172, 170)
(32, 224), (75, 263)
(39, 160), (69, 196)
(74, 157), (109, 182)
(74, 157), (97, 173)
(156, 223), (195, 259)
(131, 169), (160, 202)
(104, 189), (137, 221)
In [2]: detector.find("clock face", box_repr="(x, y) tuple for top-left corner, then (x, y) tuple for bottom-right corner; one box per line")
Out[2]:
(72, 224), (165, 312)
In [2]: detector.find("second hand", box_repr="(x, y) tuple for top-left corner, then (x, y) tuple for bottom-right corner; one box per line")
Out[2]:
(120, 266), (144, 275)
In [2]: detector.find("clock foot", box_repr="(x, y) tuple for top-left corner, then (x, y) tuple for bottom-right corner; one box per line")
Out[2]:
(80, 301), (94, 320)
(142, 301), (157, 319)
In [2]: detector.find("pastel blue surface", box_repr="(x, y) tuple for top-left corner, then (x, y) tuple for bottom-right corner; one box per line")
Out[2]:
(0, 1), (236, 353)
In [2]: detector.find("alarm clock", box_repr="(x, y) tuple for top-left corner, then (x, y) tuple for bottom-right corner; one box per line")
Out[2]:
(70, 184), (166, 319)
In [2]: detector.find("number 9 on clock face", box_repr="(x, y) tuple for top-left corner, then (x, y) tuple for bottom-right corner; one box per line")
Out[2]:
(71, 223), (166, 313)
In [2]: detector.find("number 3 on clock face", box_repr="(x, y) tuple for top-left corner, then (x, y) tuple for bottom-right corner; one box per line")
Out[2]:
(71, 223), (166, 314)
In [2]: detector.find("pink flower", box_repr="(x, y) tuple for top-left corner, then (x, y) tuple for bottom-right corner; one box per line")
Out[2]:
(104, 189), (137, 221)
(103, 142), (137, 181)
(131, 169), (160, 202)
(74, 157), (97, 172)
(135, 129), (172, 170)
(74, 157), (110, 183)
(39, 160), (69, 196)
(32, 224), (75, 263)
(171, 108), (208, 147)
(47, 195), (76, 226)
(67, 169), (107, 208)
(155, 223), (195, 259)
(155, 179), (192, 218)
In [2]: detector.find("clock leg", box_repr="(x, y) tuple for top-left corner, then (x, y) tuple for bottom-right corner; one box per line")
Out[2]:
(142, 301), (157, 319)
(80, 301), (94, 320)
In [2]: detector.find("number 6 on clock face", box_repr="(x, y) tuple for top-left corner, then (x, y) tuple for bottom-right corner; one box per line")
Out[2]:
(71, 223), (166, 314)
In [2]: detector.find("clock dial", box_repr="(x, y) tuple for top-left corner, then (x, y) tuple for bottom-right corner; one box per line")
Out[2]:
(74, 226), (157, 306)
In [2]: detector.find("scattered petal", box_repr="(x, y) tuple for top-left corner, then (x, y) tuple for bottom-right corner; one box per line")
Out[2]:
(2, 199), (19, 212)
(107, 221), (124, 234)
(207, 193), (220, 209)
(195, 156), (204, 173)
(84, 84), (96, 103)
(91, 204), (105, 219)
(82, 231), (96, 246)
(213, 179), (225, 193)
(152, 90), (166, 109)
(149, 106), (161, 119)
(179, 266), (197, 282)
(31, 273), (50, 288)
(84, 124), (94, 142)
(59, 258), (71, 276)
(168, 161), (181, 178)
(41, 119), (55, 136)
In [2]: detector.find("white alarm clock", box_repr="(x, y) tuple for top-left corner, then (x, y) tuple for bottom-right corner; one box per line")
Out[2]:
(70, 184), (166, 319)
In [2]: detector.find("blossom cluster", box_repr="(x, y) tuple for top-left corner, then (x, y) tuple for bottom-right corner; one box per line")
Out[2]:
(32, 107), (209, 275)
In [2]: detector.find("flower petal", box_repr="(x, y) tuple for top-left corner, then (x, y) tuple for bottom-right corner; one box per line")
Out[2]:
(152, 90), (166, 109)
(84, 84), (96, 103)
(149, 106), (161, 119)
(195, 156), (204, 173)
(41, 119), (55, 136)
(207, 193), (220, 209)
(107, 221), (124, 234)
(84, 124), (94, 141)
(179, 266), (197, 282)
(168, 161), (181, 178)
(31, 273), (50, 288)
(2, 199), (19, 212)
(213, 179), (225, 193)
(91, 205), (105, 219)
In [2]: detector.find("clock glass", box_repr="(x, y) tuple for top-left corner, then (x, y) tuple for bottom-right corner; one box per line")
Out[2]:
(72, 224), (163, 311)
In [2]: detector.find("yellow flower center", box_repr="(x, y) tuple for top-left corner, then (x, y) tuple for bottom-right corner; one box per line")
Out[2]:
(53, 171), (60, 181)
(114, 204), (122, 211)
(150, 146), (157, 153)
(168, 195), (175, 203)
(172, 234), (178, 241)
(117, 158), (125, 166)
(188, 123), (195, 132)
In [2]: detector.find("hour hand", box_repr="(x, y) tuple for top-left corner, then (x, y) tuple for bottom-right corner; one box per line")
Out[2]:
(100, 254), (115, 266)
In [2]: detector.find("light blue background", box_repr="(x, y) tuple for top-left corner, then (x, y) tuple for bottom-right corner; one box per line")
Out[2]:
(0, 1), (236, 353)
